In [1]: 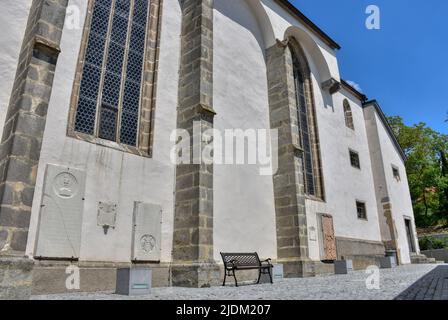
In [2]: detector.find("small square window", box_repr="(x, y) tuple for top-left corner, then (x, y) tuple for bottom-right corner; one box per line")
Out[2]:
(356, 201), (367, 220)
(349, 150), (360, 169)
(392, 166), (401, 181)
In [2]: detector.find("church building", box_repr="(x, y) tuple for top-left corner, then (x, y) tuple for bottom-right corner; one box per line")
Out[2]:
(0, 0), (420, 297)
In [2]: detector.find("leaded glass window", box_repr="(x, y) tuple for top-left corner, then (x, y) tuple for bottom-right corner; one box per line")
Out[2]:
(343, 99), (355, 130)
(74, 0), (149, 147)
(292, 57), (315, 196)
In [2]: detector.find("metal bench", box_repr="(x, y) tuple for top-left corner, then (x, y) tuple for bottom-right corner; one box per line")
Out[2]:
(220, 252), (273, 287)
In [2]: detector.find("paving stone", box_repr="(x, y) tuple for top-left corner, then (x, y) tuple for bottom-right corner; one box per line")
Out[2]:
(31, 264), (447, 300)
(395, 265), (448, 300)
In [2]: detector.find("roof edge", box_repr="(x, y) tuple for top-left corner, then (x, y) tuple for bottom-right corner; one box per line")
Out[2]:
(341, 79), (368, 102)
(275, 0), (341, 50)
(362, 100), (407, 162)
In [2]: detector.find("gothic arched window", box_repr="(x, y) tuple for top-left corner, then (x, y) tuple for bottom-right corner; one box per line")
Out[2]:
(343, 99), (355, 130)
(289, 40), (323, 199)
(69, 0), (160, 155)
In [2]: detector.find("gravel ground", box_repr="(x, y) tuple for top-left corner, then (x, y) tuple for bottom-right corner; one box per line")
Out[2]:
(32, 264), (442, 300)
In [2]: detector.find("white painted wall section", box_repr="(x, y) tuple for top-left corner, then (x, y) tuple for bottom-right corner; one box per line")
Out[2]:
(0, 1), (32, 136)
(213, 0), (277, 261)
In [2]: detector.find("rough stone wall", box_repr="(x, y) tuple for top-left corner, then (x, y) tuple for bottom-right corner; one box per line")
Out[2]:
(336, 236), (385, 258)
(0, 256), (34, 299)
(171, 0), (220, 287)
(0, 0), (68, 299)
(266, 39), (313, 277)
(0, 0), (68, 256)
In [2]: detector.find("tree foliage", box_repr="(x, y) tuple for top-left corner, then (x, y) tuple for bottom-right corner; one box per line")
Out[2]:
(387, 116), (448, 227)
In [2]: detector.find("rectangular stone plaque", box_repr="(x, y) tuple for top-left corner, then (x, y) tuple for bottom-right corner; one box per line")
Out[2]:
(35, 164), (86, 259)
(132, 202), (162, 262)
(97, 202), (117, 229)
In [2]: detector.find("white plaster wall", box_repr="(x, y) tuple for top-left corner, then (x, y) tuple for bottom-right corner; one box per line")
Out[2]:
(212, 0), (383, 262)
(305, 86), (383, 261)
(0, 0), (32, 136)
(249, 1), (383, 260)
(373, 110), (418, 264)
(327, 91), (382, 241)
(9, 0), (403, 266)
(25, 0), (182, 263)
(260, 0), (340, 81)
(213, 0), (277, 261)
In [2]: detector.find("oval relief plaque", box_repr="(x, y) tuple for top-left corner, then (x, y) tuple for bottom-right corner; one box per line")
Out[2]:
(53, 172), (79, 199)
(140, 234), (156, 253)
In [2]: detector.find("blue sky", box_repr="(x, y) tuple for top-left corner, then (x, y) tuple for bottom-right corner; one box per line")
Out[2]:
(290, 0), (448, 134)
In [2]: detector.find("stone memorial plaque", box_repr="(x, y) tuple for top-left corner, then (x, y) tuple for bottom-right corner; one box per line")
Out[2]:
(132, 202), (162, 262)
(97, 202), (117, 230)
(35, 164), (86, 258)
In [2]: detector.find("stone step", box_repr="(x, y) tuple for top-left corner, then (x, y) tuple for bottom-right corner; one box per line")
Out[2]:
(411, 254), (438, 264)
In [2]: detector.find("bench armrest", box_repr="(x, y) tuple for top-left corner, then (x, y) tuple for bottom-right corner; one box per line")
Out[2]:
(261, 258), (272, 267)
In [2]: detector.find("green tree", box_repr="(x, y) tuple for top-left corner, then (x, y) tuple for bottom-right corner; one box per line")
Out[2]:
(387, 116), (448, 226)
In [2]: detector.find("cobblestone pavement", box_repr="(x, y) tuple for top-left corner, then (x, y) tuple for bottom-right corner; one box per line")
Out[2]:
(32, 264), (446, 300)
(395, 265), (448, 300)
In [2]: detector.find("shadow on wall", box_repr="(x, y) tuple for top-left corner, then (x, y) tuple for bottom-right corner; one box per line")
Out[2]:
(214, 0), (275, 58)
(284, 26), (334, 110)
(214, 0), (335, 110)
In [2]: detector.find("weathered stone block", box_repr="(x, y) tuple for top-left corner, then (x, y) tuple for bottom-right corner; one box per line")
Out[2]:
(281, 260), (315, 278)
(10, 230), (29, 252)
(15, 112), (46, 137)
(171, 263), (220, 288)
(0, 230), (8, 250)
(21, 186), (35, 207)
(334, 260), (354, 274)
(173, 229), (191, 246)
(0, 206), (31, 228)
(380, 256), (397, 269)
(0, 257), (34, 300)
(4, 158), (34, 185)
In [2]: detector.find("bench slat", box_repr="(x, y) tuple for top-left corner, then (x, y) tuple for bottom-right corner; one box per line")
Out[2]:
(220, 252), (261, 267)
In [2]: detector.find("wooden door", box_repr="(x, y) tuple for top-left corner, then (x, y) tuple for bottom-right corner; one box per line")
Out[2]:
(321, 214), (337, 261)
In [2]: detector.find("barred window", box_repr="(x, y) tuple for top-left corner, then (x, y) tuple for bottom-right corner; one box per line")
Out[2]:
(356, 201), (367, 220)
(72, 0), (155, 149)
(343, 99), (354, 130)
